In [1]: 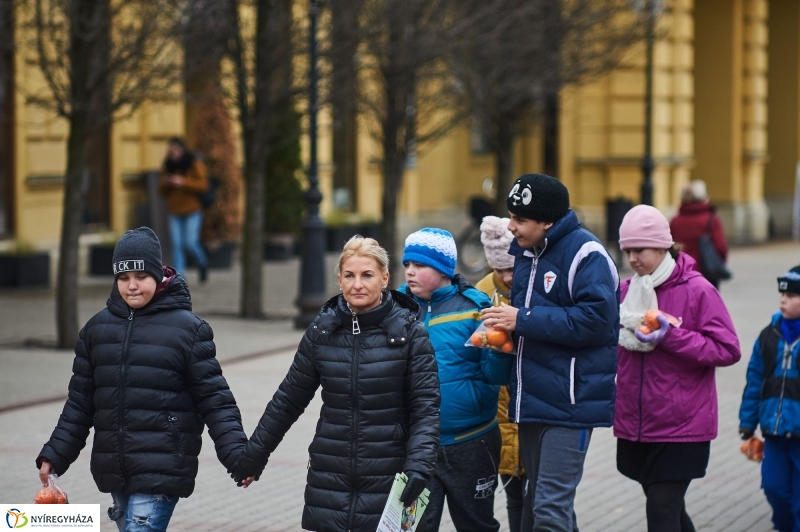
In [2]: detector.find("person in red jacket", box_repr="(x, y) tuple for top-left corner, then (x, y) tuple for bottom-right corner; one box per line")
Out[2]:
(669, 180), (729, 288)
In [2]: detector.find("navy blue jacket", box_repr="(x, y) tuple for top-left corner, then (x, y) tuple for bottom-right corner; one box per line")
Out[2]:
(509, 210), (620, 427)
(740, 312), (800, 437)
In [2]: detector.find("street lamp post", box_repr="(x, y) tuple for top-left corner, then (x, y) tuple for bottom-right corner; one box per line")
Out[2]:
(640, 0), (657, 206)
(295, 0), (327, 329)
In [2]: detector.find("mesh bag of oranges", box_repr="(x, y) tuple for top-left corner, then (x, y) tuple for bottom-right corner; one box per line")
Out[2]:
(638, 310), (682, 336)
(34, 474), (69, 504)
(739, 436), (764, 462)
(466, 323), (516, 354)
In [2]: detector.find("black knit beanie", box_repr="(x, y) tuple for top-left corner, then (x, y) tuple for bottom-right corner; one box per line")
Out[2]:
(778, 265), (800, 294)
(112, 227), (164, 281)
(506, 173), (570, 223)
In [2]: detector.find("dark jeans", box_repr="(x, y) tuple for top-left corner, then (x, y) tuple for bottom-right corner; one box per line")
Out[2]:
(501, 474), (533, 532)
(518, 423), (592, 532)
(640, 481), (695, 532)
(762, 436), (800, 532)
(422, 425), (502, 532)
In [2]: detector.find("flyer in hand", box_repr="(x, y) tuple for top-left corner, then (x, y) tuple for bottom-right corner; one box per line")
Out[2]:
(376, 473), (430, 532)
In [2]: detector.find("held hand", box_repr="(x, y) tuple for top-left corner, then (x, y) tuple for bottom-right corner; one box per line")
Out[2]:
(399, 471), (427, 507)
(241, 476), (255, 488)
(480, 303), (518, 332)
(635, 313), (671, 345)
(39, 459), (52, 487)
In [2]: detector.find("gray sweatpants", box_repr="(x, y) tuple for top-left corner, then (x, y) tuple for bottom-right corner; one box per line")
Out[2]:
(518, 423), (592, 532)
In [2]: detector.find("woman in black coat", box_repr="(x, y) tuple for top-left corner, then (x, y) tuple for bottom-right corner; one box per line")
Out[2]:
(232, 236), (440, 532)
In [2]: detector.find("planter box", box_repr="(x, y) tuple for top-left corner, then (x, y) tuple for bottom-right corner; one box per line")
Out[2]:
(89, 244), (116, 276)
(326, 225), (362, 252)
(264, 234), (295, 262)
(0, 253), (51, 287)
(186, 241), (236, 269)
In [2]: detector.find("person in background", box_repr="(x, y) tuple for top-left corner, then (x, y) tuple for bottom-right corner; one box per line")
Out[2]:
(739, 265), (800, 532)
(159, 137), (210, 284)
(36, 227), (247, 532)
(481, 173), (619, 532)
(401, 227), (513, 532)
(616, 205), (740, 532)
(474, 215), (531, 532)
(669, 180), (728, 288)
(231, 236), (440, 532)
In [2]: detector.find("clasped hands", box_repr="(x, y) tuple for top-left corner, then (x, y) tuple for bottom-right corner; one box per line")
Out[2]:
(228, 451), (263, 489)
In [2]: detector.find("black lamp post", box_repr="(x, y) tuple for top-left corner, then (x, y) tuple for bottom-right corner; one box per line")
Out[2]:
(640, 0), (657, 206)
(295, 0), (327, 329)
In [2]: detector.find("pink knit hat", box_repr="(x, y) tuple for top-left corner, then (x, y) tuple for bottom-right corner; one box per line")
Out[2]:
(618, 205), (674, 250)
(480, 216), (515, 269)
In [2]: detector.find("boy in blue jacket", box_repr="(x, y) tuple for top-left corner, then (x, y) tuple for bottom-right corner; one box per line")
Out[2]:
(400, 227), (513, 532)
(739, 265), (800, 532)
(483, 174), (620, 532)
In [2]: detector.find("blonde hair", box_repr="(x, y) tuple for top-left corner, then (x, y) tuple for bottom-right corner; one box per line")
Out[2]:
(336, 235), (390, 275)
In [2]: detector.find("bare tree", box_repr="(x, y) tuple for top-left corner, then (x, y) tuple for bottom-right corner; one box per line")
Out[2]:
(225, 0), (298, 318)
(453, 0), (646, 214)
(356, 0), (469, 260)
(0, 0), (13, 237)
(20, 0), (190, 348)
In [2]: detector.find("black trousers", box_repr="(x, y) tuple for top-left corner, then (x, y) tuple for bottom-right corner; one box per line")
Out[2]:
(501, 474), (533, 532)
(641, 480), (695, 532)
(421, 426), (502, 532)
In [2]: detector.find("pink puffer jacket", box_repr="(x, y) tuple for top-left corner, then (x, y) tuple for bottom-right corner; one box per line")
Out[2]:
(614, 253), (741, 442)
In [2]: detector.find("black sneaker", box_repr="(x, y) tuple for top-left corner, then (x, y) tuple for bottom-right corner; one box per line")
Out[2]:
(199, 264), (208, 284)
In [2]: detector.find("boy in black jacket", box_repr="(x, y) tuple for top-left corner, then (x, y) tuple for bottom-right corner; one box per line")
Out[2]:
(36, 227), (246, 532)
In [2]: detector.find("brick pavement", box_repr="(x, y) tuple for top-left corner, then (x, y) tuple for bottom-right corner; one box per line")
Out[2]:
(1, 242), (795, 530)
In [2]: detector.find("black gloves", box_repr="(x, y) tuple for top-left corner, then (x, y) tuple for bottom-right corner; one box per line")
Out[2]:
(739, 428), (755, 441)
(229, 452), (266, 487)
(400, 471), (427, 507)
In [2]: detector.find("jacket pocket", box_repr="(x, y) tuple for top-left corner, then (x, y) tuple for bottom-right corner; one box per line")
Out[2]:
(166, 413), (182, 460)
(569, 358), (576, 405)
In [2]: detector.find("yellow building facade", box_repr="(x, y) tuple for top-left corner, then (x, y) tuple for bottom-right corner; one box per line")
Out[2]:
(3, 0), (798, 252)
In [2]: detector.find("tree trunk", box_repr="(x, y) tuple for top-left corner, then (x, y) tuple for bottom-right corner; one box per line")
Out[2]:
(56, 111), (88, 348)
(239, 154), (266, 318)
(493, 123), (516, 216)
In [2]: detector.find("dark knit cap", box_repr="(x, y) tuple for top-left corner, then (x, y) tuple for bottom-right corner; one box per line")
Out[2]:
(506, 173), (570, 223)
(778, 265), (800, 294)
(112, 227), (164, 281)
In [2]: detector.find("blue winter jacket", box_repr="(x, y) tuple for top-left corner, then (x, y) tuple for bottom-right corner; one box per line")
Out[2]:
(509, 210), (620, 428)
(739, 312), (800, 437)
(401, 275), (513, 445)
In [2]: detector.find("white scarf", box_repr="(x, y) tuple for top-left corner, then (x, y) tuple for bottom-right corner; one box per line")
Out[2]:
(618, 253), (676, 352)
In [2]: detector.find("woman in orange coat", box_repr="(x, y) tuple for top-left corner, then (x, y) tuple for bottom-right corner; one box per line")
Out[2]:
(159, 137), (209, 283)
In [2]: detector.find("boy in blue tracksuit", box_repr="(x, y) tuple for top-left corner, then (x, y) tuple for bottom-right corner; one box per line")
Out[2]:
(400, 227), (513, 532)
(739, 265), (800, 532)
(483, 174), (620, 532)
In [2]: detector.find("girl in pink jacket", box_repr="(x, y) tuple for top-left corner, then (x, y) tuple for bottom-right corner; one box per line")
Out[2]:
(615, 205), (741, 532)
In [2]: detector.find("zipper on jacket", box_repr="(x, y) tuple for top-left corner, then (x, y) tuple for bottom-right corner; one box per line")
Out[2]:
(426, 302), (432, 327)
(773, 338), (800, 434)
(118, 308), (134, 483)
(167, 414), (181, 459)
(347, 334), (361, 530)
(352, 315), (361, 335)
(638, 353), (645, 440)
(515, 241), (546, 422)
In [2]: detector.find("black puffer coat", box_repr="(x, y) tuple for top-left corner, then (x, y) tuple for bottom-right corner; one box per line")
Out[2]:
(36, 270), (247, 498)
(237, 291), (440, 532)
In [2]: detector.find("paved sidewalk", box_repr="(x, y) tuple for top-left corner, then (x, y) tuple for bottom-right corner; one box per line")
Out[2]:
(1, 242), (795, 530)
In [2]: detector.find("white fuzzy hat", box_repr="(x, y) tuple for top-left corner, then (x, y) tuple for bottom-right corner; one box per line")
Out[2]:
(480, 216), (515, 270)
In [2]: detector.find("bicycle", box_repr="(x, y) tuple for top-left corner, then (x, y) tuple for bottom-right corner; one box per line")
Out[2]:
(456, 195), (495, 277)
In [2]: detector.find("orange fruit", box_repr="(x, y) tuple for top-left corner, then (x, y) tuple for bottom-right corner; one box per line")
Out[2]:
(34, 487), (66, 504)
(501, 341), (515, 353)
(638, 325), (651, 335)
(485, 328), (508, 347)
(470, 332), (483, 347)
(643, 310), (662, 330)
